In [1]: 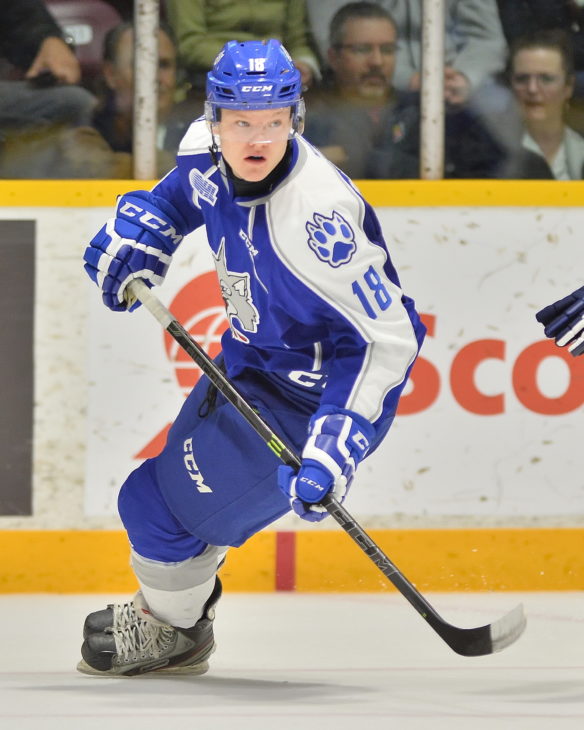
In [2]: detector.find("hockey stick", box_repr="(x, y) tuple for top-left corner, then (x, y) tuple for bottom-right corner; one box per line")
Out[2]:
(127, 278), (526, 657)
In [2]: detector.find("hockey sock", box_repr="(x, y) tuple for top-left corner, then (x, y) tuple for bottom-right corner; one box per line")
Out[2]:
(131, 545), (226, 629)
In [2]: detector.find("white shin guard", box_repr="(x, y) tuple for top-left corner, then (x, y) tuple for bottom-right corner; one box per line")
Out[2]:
(131, 545), (227, 629)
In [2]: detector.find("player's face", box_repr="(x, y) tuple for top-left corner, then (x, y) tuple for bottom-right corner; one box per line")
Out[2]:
(216, 107), (291, 181)
(511, 47), (573, 126)
(328, 18), (397, 99)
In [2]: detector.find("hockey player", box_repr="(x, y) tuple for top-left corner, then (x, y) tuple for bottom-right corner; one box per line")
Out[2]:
(80, 38), (426, 676)
(536, 286), (584, 357)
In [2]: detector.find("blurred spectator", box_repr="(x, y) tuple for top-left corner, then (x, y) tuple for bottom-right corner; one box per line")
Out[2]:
(0, 0), (96, 133)
(307, 0), (507, 106)
(303, 1), (504, 178)
(496, 1), (584, 134)
(498, 29), (584, 179)
(44, 0), (124, 92)
(92, 21), (189, 176)
(497, 1), (584, 92)
(163, 0), (320, 92)
(0, 17), (203, 180)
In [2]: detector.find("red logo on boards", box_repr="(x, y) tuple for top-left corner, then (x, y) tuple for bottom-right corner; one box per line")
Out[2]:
(163, 272), (226, 397)
(135, 272), (226, 459)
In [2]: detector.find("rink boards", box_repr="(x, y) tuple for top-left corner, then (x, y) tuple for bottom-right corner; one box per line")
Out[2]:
(0, 180), (583, 592)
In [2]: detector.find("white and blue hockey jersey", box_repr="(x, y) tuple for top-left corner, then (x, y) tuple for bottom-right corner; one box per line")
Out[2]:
(151, 120), (426, 446)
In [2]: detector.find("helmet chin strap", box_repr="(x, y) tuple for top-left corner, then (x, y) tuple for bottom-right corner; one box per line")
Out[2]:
(208, 131), (231, 179)
(208, 119), (221, 166)
(209, 139), (220, 167)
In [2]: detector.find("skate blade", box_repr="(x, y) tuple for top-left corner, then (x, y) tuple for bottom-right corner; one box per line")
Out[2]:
(76, 658), (210, 677)
(76, 643), (215, 677)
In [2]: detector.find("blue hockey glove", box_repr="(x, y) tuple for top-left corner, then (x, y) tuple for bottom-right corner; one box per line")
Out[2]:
(278, 406), (374, 523)
(536, 285), (584, 357)
(83, 190), (188, 311)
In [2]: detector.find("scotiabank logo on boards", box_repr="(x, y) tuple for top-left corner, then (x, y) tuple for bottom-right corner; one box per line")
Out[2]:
(399, 314), (584, 416)
(136, 277), (584, 460)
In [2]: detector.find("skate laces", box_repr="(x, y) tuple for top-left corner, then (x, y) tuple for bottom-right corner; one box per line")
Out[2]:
(114, 619), (175, 663)
(112, 601), (138, 628)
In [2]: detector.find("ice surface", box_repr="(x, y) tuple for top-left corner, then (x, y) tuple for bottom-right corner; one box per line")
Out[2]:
(1, 591), (583, 729)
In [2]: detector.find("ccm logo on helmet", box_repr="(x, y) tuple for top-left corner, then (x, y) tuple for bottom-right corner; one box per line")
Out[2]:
(241, 84), (274, 92)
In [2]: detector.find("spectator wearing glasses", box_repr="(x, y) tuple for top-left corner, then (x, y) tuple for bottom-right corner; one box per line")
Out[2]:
(499, 29), (584, 179)
(496, 0), (584, 135)
(303, 1), (504, 179)
(497, 1), (584, 98)
(307, 0), (507, 107)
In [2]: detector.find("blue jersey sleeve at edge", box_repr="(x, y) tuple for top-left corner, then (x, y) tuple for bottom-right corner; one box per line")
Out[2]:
(152, 167), (205, 233)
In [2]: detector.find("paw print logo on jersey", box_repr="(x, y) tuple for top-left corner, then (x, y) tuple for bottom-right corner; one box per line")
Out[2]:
(306, 211), (356, 268)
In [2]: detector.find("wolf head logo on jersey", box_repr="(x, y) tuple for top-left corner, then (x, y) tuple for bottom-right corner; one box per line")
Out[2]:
(306, 211), (356, 268)
(213, 238), (259, 343)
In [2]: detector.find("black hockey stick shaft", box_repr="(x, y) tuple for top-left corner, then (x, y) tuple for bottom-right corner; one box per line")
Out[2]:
(127, 279), (526, 657)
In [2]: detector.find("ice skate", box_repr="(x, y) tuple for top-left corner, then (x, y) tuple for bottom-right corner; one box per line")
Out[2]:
(77, 577), (221, 676)
(82, 597), (139, 638)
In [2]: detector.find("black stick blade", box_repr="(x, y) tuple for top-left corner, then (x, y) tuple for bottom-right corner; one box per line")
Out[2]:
(436, 602), (527, 657)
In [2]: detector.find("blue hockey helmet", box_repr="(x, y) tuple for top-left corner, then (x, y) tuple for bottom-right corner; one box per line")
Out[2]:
(205, 39), (305, 136)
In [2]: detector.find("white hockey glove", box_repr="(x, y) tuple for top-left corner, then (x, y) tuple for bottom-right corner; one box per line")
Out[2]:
(278, 406), (374, 523)
(83, 191), (188, 311)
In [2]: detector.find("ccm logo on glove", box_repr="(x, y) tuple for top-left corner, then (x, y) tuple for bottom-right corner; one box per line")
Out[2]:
(278, 407), (375, 523)
(352, 431), (370, 451)
(298, 476), (324, 490)
(119, 202), (184, 247)
(83, 190), (189, 312)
